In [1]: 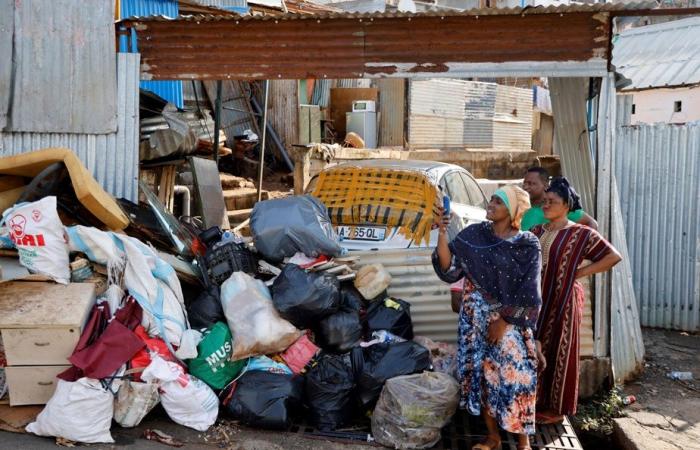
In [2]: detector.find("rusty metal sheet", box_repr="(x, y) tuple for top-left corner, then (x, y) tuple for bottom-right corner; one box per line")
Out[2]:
(125, 8), (614, 80)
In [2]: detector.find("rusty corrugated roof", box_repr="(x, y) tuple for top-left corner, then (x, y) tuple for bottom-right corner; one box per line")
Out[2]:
(121, 2), (671, 80)
(126, 0), (656, 22)
(124, 2), (656, 21)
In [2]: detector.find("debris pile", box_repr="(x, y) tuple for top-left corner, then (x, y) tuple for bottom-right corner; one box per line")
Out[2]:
(0, 149), (459, 450)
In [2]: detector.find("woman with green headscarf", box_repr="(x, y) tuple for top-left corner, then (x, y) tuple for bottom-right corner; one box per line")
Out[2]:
(433, 185), (543, 450)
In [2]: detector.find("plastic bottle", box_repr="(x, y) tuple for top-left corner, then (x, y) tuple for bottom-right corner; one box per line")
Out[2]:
(667, 371), (694, 381)
(622, 395), (636, 406)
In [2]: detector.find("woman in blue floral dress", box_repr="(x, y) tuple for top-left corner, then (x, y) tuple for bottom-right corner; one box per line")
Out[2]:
(433, 185), (543, 450)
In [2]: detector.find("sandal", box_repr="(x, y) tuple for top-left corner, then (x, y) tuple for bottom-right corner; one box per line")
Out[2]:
(472, 436), (501, 450)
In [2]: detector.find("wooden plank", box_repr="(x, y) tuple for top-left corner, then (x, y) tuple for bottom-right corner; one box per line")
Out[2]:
(298, 105), (310, 144)
(2, 328), (78, 366)
(0, 282), (95, 328)
(330, 88), (378, 139)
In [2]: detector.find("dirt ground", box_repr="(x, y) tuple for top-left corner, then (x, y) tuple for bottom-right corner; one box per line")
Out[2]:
(0, 408), (374, 450)
(615, 328), (700, 450)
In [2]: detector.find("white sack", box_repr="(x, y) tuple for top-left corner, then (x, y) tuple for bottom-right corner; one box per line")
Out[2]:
(66, 225), (187, 346)
(114, 379), (160, 428)
(141, 356), (218, 432)
(26, 378), (115, 443)
(2, 197), (70, 283)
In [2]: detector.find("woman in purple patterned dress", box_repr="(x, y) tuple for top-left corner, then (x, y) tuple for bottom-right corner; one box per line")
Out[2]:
(433, 185), (543, 450)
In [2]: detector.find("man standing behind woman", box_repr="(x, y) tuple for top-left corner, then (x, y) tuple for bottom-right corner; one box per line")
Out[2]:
(530, 177), (622, 424)
(521, 167), (598, 231)
(433, 185), (543, 450)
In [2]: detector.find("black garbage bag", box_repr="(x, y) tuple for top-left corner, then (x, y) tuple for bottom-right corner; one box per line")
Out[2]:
(271, 264), (340, 329)
(340, 284), (365, 309)
(315, 286), (363, 353)
(365, 297), (414, 340)
(351, 341), (431, 408)
(250, 195), (342, 263)
(366, 289), (388, 304)
(186, 285), (224, 331)
(305, 353), (356, 431)
(221, 371), (303, 430)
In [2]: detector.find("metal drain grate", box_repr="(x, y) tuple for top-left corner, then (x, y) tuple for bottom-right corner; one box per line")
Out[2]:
(292, 411), (583, 450)
(439, 411), (583, 450)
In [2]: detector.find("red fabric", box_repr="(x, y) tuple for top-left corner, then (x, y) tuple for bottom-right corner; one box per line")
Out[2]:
(57, 304), (112, 382)
(130, 326), (180, 381)
(113, 296), (143, 331)
(68, 319), (145, 379)
(280, 334), (319, 374)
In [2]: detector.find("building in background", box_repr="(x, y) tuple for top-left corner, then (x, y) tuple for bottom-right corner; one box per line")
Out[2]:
(613, 16), (700, 125)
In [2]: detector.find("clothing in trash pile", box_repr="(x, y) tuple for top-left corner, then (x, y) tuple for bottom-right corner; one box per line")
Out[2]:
(8, 193), (455, 443)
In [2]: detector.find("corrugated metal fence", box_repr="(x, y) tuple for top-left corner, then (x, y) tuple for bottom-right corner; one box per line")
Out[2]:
(119, 0), (183, 108)
(2, 0), (117, 134)
(615, 122), (700, 331)
(0, 54), (140, 201)
(409, 79), (532, 150)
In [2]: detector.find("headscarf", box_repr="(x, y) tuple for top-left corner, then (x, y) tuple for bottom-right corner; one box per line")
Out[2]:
(547, 177), (582, 212)
(494, 185), (531, 230)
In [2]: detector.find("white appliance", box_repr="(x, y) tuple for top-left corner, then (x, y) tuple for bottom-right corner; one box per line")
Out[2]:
(346, 100), (377, 148)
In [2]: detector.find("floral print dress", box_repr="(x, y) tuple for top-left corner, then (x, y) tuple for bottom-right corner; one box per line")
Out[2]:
(457, 281), (538, 435)
(432, 223), (542, 436)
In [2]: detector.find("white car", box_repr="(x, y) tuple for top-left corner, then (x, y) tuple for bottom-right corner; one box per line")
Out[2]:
(306, 159), (488, 251)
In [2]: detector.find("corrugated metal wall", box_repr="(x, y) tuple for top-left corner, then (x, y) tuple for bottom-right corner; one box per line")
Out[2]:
(409, 79), (467, 148)
(203, 81), (258, 145)
(376, 79), (405, 147)
(551, 75), (644, 382)
(493, 84), (533, 150)
(120, 0), (183, 108)
(0, 54), (140, 201)
(597, 73), (644, 383)
(549, 78), (595, 214)
(615, 122), (700, 332)
(409, 79), (532, 150)
(463, 82), (497, 148)
(355, 248), (457, 343)
(311, 79), (332, 108)
(194, 0), (248, 8)
(0, 0), (13, 130)
(3, 0), (117, 134)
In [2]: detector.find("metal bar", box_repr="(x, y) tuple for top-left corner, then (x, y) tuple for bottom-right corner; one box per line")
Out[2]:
(249, 95), (295, 171)
(213, 79), (223, 165)
(258, 79), (269, 202)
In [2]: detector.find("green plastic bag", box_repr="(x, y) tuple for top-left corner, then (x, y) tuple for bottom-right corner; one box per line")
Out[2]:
(188, 322), (247, 389)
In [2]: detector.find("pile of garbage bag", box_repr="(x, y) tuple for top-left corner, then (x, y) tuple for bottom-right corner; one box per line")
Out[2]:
(0, 186), (459, 446)
(372, 372), (460, 449)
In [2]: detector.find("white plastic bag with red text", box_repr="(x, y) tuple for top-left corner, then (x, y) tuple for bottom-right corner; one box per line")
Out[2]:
(2, 196), (70, 284)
